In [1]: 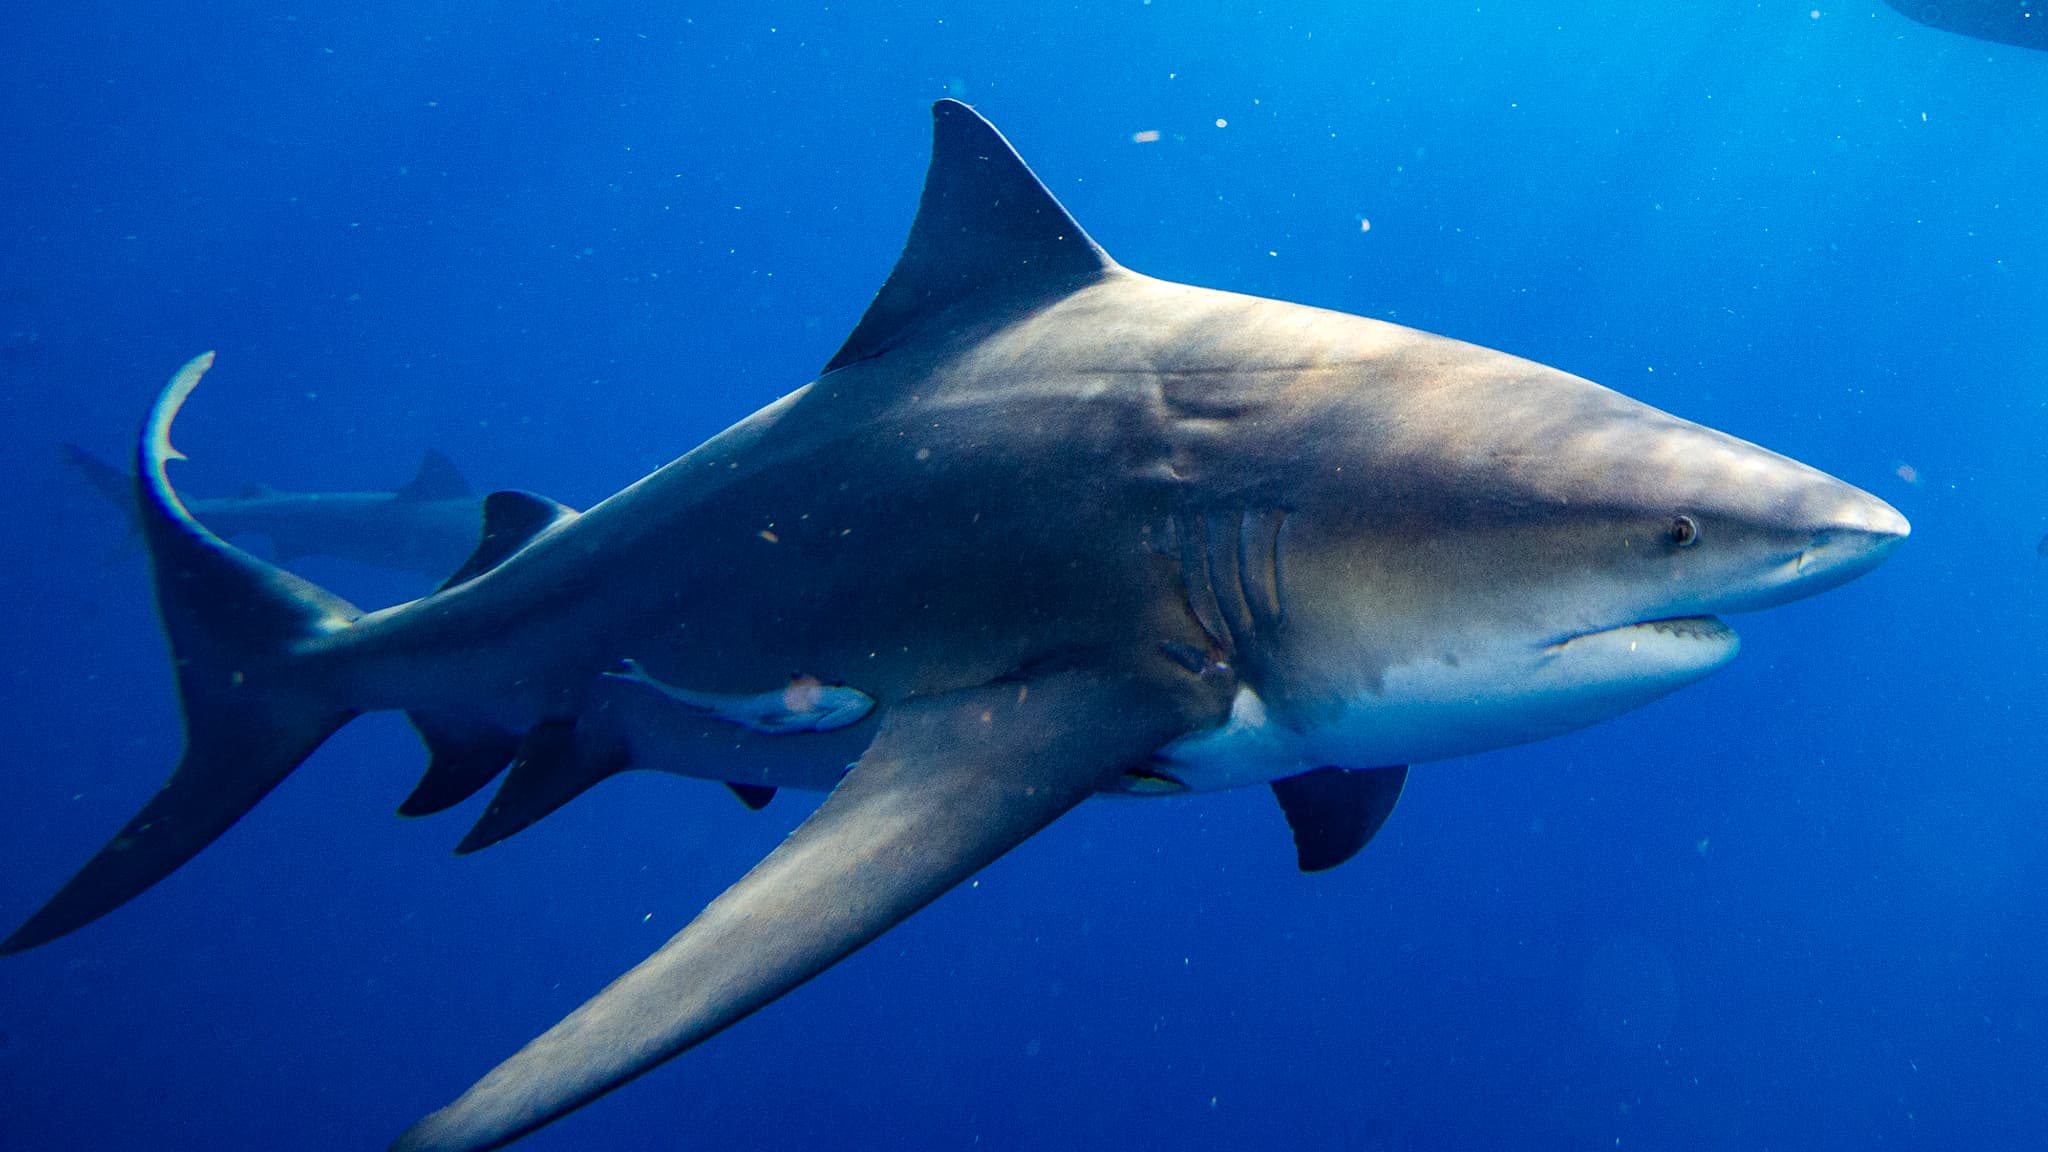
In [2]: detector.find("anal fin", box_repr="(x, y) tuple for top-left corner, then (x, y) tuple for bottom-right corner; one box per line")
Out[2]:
(454, 720), (627, 854)
(1270, 764), (1408, 872)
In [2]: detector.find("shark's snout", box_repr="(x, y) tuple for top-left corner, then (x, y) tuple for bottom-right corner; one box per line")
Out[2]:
(1720, 481), (1908, 614)
(1789, 487), (1909, 593)
(1835, 489), (1912, 542)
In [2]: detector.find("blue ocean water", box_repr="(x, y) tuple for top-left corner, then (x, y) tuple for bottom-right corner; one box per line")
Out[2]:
(1, 2), (2042, 1149)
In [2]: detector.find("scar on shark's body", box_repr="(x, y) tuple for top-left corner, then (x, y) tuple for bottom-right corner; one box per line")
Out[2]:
(4, 101), (1906, 1152)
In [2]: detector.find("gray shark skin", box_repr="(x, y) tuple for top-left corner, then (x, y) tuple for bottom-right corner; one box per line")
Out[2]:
(1885, 0), (2047, 50)
(2, 101), (1907, 1150)
(63, 441), (487, 577)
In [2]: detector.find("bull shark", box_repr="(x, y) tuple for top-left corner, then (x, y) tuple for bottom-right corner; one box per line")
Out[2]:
(3, 101), (1907, 1150)
(1884, 0), (2046, 50)
(63, 441), (487, 578)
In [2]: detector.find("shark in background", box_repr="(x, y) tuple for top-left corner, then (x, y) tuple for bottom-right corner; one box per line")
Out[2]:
(1884, 0), (2047, 50)
(63, 441), (490, 579)
(4, 102), (1907, 1151)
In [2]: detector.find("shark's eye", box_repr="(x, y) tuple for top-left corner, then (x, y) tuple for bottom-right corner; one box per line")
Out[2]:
(1668, 515), (1700, 548)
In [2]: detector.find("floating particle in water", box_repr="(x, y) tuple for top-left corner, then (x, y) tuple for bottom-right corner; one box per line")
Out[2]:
(2036, 534), (2048, 559)
(1132, 130), (1160, 144)
(1214, 118), (1228, 128)
(1894, 462), (1921, 486)
(1579, 934), (1679, 1050)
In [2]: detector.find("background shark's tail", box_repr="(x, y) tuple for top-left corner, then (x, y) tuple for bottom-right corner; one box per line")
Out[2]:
(61, 441), (141, 531)
(2, 353), (362, 954)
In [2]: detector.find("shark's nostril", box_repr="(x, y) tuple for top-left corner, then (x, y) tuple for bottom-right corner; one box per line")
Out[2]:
(1835, 494), (1911, 542)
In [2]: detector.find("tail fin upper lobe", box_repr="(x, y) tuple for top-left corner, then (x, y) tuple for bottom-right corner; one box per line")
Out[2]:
(2, 353), (362, 954)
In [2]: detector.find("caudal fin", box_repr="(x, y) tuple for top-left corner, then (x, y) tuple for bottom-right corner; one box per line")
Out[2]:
(2, 354), (361, 954)
(60, 442), (142, 531)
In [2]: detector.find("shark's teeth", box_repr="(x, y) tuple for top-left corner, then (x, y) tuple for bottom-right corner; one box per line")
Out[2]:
(1644, 616), (1735, 642)
(1548, 615), (1732, 650)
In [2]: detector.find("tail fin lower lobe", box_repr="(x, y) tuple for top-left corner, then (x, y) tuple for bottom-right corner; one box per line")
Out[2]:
(3, 354), (362, 954)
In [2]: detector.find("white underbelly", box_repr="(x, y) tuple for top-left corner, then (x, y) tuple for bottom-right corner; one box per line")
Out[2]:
(1158, 624), (1734, 791)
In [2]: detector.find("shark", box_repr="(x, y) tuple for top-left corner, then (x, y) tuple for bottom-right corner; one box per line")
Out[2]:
(63, 441), (488, 578)
(1884, 0), (2047, 50)
(3, 101), (1907, 1150)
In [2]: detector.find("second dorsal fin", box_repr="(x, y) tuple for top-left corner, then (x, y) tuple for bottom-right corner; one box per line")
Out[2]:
(436, 490), (577, 593)
(823, 100), (1116, 374)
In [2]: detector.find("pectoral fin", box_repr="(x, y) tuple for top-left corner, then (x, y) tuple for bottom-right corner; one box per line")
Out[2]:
(1269, 764), (1408, 872)
(393, 666), (1222, 1152)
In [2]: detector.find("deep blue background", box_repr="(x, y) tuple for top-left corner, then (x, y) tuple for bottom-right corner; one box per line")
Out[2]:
(2, 3), (2043, 1149)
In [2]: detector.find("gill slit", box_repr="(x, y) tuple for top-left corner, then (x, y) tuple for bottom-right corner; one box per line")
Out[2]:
(1176, 507), (1287, 660)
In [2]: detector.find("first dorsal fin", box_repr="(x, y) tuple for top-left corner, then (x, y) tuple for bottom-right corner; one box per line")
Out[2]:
(436, 490), (577, 593)
(823, 100), (1116, 374)
(397, 449), (472, 502)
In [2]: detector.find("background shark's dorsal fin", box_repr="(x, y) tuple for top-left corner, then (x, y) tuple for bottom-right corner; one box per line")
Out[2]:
(397, 449), (472, 502)
(436, 490), (577, 593)
(823, 99), (1116, 374)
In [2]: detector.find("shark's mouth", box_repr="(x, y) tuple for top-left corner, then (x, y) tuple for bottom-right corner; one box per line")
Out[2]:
(1549, 614), (1734, 650)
